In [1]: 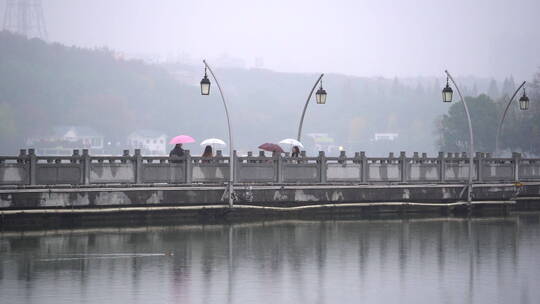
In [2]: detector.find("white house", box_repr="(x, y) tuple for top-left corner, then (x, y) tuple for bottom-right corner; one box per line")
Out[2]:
(27, 126), (104, 155)
(374, 133), (399, 141)
(127, 130), (167, 155)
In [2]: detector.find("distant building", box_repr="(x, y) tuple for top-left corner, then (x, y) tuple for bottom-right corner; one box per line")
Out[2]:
(373, 133), (399, 141)
(306, 133), (342, 155)
(127, 130), (167, 155)
(27, 126), (104, 155)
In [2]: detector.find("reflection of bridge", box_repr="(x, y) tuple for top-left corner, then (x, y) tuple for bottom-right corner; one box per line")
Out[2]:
(1, 149), (540, 226)
(1, 216), (536, 302)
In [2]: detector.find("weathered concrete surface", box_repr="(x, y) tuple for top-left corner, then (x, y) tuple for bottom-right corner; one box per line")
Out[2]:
(0, 164), (27, 185)
(1, 182), (538, 210)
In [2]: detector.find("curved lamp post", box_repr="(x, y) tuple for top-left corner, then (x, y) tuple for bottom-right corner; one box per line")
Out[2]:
(297, 73), (327, 142)
(495, 81), (528, 154)
(200, 60), (234, 208)
(443, 70), (474, 204)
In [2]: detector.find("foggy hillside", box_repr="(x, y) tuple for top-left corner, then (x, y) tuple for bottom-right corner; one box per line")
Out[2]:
(0, 32), (528, 156)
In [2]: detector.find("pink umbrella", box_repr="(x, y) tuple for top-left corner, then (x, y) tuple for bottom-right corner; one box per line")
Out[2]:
(169, 135), (195, 145)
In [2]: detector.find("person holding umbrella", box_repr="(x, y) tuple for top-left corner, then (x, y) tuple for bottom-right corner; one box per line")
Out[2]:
(169, 144), (185, 163)
(291, 146), (300, 158)
(169, 135), (195, 163)
(201, 145), (213, 163)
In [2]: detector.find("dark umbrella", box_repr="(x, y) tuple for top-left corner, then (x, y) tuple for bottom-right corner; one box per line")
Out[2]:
(258, 143), (284, 153)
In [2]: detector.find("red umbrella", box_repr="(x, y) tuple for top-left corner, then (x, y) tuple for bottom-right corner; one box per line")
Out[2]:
(258, 143), (284, 153)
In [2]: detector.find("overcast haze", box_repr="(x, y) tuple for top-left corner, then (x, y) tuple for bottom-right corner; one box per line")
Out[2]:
(2, 0), (538, 79)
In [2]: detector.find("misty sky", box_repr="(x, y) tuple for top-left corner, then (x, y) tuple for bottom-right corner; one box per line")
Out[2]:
(2, 0), (539, 80)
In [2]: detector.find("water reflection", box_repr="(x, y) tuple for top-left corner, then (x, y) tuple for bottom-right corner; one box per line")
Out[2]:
(1, 215), (540, 304)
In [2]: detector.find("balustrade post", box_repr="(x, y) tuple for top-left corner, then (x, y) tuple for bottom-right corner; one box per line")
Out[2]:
(134, 149), (142, 184)
(338, 151), (346, 164)
(360, 151), (367, 183)
(353, 152), (360, 164)
(185, 150), (192, 184)
(276, 151), (283, 183)
(72, 149), (80, 163)
(233, 150), (239, 183)
(17, 149), (26, 164)
(513, 152), (521, 182)
(72, 149), (81, 184)
(476, 152), (484, 183)
(82, 149), (90, 185)
(319, 151), (327, 183)
(438, 152), (446, 183)
(400, 151), (407, 182)
(28, 148), (36, 185)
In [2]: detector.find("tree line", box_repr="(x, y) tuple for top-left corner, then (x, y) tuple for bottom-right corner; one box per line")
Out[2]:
(436, 70), (540, 156)
(1, 31), (536, 156)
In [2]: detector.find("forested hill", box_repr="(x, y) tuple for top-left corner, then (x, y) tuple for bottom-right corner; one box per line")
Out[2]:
(2, 31), (529, 156)
(0, 31), (201, 154)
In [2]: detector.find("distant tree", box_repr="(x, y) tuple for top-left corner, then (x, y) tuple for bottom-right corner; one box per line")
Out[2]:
(471, 83), (478, 97)
(437, 94), (498, 153)
(487, 79), (500, 100)
(501, 76), (516, 98)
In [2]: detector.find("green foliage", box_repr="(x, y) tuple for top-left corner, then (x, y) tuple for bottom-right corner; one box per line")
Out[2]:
(499, 70), (540, 156)
(437, 94), (498, 153)
(437, 69), (540, 156)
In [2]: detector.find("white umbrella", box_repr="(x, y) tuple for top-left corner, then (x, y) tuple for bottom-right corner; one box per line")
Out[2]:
(200, 138), (226, 146)
(279, 138), (304, 148)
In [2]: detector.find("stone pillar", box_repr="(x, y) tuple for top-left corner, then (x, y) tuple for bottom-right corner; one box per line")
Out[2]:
(72, 150), (81, 184)
(400, 151), (407, 182)
(338, 151), (346, 164)
(122, 149), (130, 164)
(72, 149), (80, 164)
(354, 152), (361, 164)
(28, 148), (37, 185)
(319, 151), (327, 183)
(276, 151), (283, 183)
(185, 150), (192, 184)
(476, 152), (483, 182)
(512, 152), (521, 182)
(233, 150), (238, 183)
(360, 151), (367, 183)
(17, 149), (26, 164)
(438, 152), (446, 182)
(134, 149), (142, 184)
(82, 149), (90, 185)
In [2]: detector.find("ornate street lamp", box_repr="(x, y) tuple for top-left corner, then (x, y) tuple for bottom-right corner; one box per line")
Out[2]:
(315, 81), (327, 104)
(200, 60), (235, 208)
(200, 68), (211, 96)
(442, 78), (453, 102)
(495, 81), (527, 154)
(297, 74), (327, 141)
(519, 88), (529, 110)
(442, 70), (474, 205)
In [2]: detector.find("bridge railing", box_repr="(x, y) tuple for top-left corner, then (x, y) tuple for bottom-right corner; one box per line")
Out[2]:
(1, 149), (538, 186)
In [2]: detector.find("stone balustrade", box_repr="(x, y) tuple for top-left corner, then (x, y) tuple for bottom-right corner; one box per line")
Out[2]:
(1, 149), (539, 186)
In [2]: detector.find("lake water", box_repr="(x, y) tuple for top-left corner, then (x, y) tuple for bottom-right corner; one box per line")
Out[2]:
(1, 214), (540, 304)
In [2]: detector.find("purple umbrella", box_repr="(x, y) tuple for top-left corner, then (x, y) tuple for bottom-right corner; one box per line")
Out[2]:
(258, 143), (284, 153)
